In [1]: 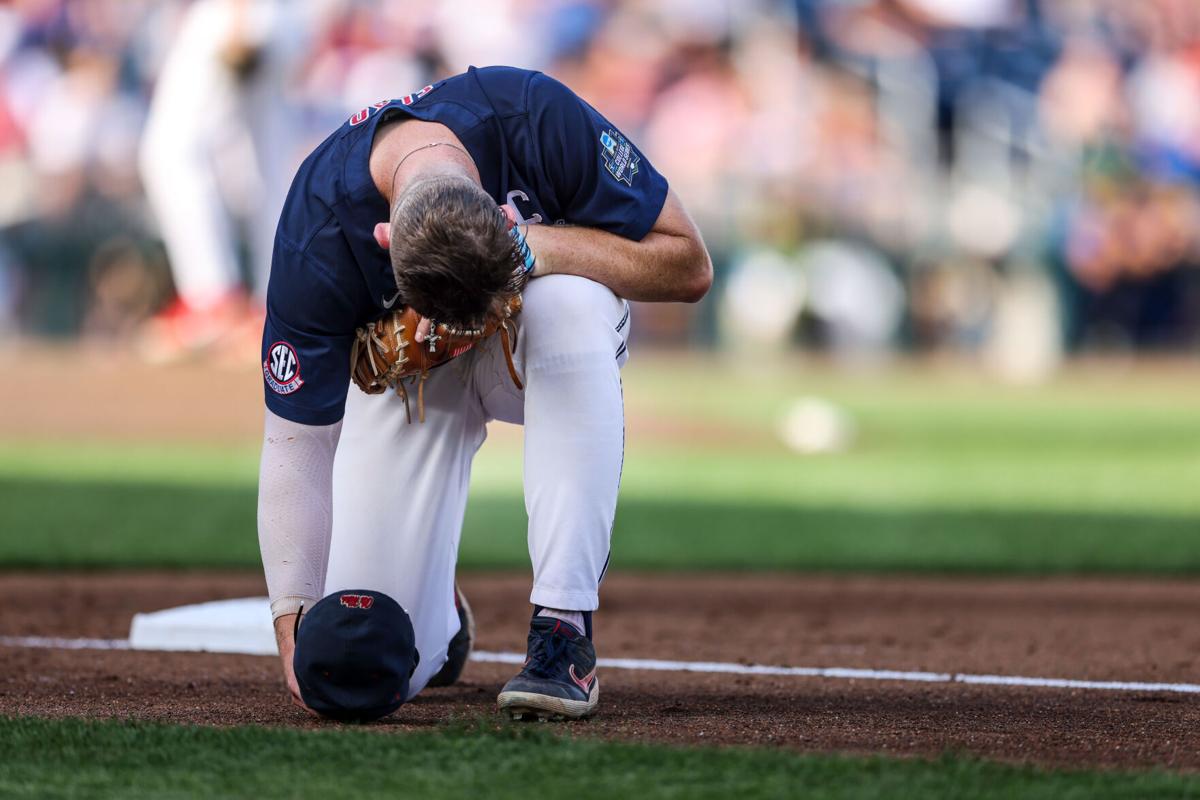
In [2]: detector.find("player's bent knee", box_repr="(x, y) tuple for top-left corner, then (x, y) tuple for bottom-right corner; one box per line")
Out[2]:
(523, 275), (619, 321)
(519, 275), (626, 368)
(521, 276), (623, 333)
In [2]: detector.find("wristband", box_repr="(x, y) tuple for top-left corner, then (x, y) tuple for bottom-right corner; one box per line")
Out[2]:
(509, 225), (537, 275)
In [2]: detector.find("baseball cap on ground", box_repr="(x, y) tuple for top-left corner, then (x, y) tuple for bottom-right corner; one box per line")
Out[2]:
(293, 589), (420, 722)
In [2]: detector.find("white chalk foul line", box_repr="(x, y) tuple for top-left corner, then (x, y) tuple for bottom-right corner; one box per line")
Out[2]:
(466, 651), (1200, 695)
(3, 635), (1198, 695)
(0, 635), (131, 651)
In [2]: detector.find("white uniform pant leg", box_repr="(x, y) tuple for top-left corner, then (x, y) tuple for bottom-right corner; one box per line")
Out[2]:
(138, 0), (243, 310)
(326, 364), (486, 698)
(475, 275), (631, 612)
(239, 0), (309, 302)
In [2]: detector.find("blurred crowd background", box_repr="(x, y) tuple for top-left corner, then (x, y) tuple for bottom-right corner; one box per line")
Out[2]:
(1, 0), (1198, 377)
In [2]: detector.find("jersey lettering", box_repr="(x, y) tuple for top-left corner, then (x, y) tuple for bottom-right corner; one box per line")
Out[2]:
(350, 100), (395, 127)
(401, 84), (435, 106)
(506, 189), (543, 225)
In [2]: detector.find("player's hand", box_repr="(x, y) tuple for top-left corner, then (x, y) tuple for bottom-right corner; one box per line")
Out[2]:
(274, 614), (319, 717)
(414, 316), (433, 344)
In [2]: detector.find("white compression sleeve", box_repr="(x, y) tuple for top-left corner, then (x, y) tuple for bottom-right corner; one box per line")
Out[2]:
(257, 408), (342, 619)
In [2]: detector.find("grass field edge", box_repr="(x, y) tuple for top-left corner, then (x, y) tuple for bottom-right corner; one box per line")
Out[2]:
(0, 714), (1198, 799)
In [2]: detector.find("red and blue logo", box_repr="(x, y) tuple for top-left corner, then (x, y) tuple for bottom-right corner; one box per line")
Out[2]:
(264, 341), (303, 395)
(339, 594), (375, 610)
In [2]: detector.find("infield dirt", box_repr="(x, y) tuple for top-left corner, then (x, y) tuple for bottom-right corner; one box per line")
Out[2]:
(2, 571), (1198, 770)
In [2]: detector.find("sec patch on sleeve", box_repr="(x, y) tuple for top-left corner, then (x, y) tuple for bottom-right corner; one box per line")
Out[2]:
(264, 341), (305, 395)
(600, 129), (639, 185)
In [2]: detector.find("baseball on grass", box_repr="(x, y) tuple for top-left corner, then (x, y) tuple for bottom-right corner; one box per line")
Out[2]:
(778, 396), (855, 454)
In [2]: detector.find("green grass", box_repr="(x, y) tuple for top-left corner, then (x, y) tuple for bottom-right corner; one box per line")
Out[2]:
(1, 360), (1197, 572)
(2, 716), (1197, 800)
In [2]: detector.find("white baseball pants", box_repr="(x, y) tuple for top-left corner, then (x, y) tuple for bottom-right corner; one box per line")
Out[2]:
(139, 0), (305, 308)
(324, 275), (631, 696)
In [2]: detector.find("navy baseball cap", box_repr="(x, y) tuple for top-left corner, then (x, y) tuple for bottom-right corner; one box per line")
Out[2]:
(293, 589), (420, 722)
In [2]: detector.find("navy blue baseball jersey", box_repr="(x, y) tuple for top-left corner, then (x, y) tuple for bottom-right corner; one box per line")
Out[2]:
(261, 65), (669, 426)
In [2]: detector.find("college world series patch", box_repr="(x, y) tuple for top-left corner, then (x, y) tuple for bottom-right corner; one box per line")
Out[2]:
(600, 128), (639, 185)
(264, 341), (304, 395)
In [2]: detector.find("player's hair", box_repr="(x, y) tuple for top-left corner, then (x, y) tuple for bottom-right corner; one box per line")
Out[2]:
(389, 176), (526, 327)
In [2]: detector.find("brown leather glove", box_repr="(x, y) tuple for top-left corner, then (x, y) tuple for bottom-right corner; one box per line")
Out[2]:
(350, 296), (523, 422)
(219, 40), (263, 82)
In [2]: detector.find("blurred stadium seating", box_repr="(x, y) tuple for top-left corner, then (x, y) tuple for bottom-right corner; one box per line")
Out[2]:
(0, 0), (1197, 370)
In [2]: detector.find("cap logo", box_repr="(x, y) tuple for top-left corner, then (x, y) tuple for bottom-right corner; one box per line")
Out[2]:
(340, 594), (375, 610)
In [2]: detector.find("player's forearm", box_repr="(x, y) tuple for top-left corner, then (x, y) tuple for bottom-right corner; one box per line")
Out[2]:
(257, 409), (342, 619)
(523, 192), (712, 303)
(525, 226), (707, 302)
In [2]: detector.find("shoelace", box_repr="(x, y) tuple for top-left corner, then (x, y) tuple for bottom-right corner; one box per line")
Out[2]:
(526, 627), (570, 679)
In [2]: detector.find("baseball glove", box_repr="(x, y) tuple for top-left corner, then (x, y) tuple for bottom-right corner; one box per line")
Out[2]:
(350, 296), (523, 423)
(219, 40), (263, 81)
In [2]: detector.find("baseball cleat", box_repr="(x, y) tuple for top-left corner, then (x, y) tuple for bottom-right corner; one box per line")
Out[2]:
(135, 292), (251, 365)
(427, 583), (474, 688)
(497, 616), (599, 721)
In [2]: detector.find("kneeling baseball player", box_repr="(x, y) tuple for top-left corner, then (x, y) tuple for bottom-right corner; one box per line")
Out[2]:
(257, 65), (711, 721)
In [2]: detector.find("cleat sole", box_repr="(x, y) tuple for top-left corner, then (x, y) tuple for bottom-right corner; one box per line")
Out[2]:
(497, 682), (599, 721)
(506, 709), (566, 722)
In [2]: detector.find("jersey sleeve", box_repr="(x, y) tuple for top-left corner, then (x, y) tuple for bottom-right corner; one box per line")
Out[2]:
(529, 72), (669, 241)
(261, 239), (357, 426)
